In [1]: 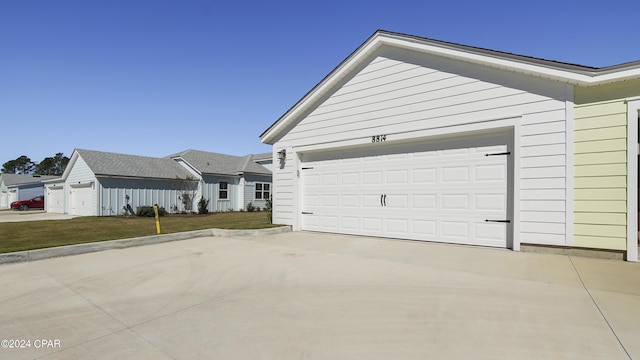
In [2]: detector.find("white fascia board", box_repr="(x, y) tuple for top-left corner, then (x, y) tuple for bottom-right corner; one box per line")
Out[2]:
(378, 36), (640, 86)
(55, 150), (80, 182)
(174, 158), (202, 179)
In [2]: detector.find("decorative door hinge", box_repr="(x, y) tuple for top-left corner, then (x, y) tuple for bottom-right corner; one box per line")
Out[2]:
(485, 151), (511, 157)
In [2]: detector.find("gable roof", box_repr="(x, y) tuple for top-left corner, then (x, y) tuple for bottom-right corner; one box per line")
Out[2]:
(74, 149), (193, 180)
(260, 29), (640, 144)
(168, 150), (271, 176)
(0, 173), (57, 187)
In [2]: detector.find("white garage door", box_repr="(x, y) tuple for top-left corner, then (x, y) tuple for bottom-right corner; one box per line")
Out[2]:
(8, 190), (17, 206)
(0, 192), (7, 209)
(301, 133), (511, 248)
(47, 187), (65, 214)
(71, 185), (94, 216)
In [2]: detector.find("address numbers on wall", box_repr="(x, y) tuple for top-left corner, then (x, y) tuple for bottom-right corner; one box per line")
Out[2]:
(371, 134), (387, 143)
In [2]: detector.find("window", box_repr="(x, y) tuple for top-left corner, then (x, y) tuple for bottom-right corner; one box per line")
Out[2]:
(255, 183), (270, 200)
(219, 182), (228, 199)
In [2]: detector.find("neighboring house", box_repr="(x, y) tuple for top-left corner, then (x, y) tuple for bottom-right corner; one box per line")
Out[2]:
(168, 150), (272, 212)
(45, 149), (272, 216)
(260, 30), (640, 262)
(0, 174), (57, 209)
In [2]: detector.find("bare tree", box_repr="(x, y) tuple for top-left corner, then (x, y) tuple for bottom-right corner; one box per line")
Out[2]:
(174, 176), (199, 213)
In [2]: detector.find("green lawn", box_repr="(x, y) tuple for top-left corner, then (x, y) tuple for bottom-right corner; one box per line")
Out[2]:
(0, 212), (279, 254)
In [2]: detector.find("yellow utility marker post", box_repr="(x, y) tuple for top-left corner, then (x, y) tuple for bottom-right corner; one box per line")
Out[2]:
(153, 204), (161, 234)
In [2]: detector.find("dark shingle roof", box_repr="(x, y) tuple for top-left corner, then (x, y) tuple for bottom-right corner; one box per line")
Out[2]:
(168, 150), (271, 176)
(0, 174), (57, 187)
(76, 149), (193, 180)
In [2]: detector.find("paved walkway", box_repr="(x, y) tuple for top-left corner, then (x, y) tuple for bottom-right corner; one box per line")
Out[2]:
(1, 232), (639, 359)
(0, 210), (74, 223)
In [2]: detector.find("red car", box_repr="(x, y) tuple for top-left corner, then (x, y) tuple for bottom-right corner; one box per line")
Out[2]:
(11, 196), (45, 211)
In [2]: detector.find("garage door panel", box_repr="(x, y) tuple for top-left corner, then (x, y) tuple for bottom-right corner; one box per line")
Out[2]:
(322, 216), (339, 229)
(475, 164), (507, 182)
(322, 194), (338, 206)
(301, 133), (510, 248)
(341, 194), (359, 207)
(475, 193), (506, 211)
(363, 195), (382, 208)
(386, 170), (408, 184)
(413, 168), (437, 183)
(386, 218), (409, 235)
(341, 172), (359, 184)
(442, 221), (470, 239)
(363, 171), (383, 184)
(385, 194), (408, 208)
(441, 194), (470, 210)
(341, 217), (359, 230)
(476, 222), (507, 242)
(412, 220), (437, 236)
(363, 218), (382, 232)
(322, 174), (338, 185)
(412, 194), (437, 209)
(442, 166), (470, 183)
(303, 194), (320, 206)
(305, 173), (320, 185)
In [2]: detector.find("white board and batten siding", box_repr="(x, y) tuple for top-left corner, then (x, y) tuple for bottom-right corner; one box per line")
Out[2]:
(273, 49), (570, 248)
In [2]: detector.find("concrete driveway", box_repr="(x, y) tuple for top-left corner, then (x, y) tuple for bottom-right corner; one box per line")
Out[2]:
(0, 210), (73, 223)
(1, 232), (639, 359)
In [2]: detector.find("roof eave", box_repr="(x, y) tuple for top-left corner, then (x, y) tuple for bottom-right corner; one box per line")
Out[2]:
(260, 30), (640, 144)
(94, 174), (194, 181)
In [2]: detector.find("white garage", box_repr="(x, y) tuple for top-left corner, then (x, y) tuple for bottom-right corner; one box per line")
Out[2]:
(46, 186), (65, 214)
(300, 131), (512, 247)
(260, 30), (583, 252)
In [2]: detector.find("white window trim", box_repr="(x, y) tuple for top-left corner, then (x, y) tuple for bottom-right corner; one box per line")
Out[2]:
(219, 181), (229, 200)
(255, 182), (270, 200)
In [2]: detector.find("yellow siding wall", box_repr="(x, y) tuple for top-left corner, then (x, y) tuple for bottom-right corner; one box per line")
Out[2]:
(574, 80), (640, 250)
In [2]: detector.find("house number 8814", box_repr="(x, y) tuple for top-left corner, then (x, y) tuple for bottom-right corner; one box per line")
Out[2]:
(371, 135), (387, 143)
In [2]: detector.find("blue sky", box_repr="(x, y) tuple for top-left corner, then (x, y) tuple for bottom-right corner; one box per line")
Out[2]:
(1, 0), (639, 166)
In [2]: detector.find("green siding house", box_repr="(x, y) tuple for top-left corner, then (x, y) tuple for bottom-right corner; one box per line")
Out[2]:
(574, 80), (640, 253)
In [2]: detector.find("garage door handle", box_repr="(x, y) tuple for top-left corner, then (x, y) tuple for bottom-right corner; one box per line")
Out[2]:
(485, 219), (511, 223)
(381, 194), (384, 206)
(383, 194), (387, 206)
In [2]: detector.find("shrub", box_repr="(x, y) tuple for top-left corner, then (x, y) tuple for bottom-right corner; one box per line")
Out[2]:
(265, 197), (272, 223)
(136, 206), (166, 217)
(197, 196), (209, 215)
(246, 202), (255, 212)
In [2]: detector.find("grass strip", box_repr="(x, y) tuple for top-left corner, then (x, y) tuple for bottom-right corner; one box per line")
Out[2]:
(0, 212), (278, 253)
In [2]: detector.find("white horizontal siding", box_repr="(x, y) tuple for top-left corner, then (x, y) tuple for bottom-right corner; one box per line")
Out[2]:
(273, 48), (568, 246)
(273, 153), (296, 225)
(67, 156), (96, 184)
(66, 156), (98, 215)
